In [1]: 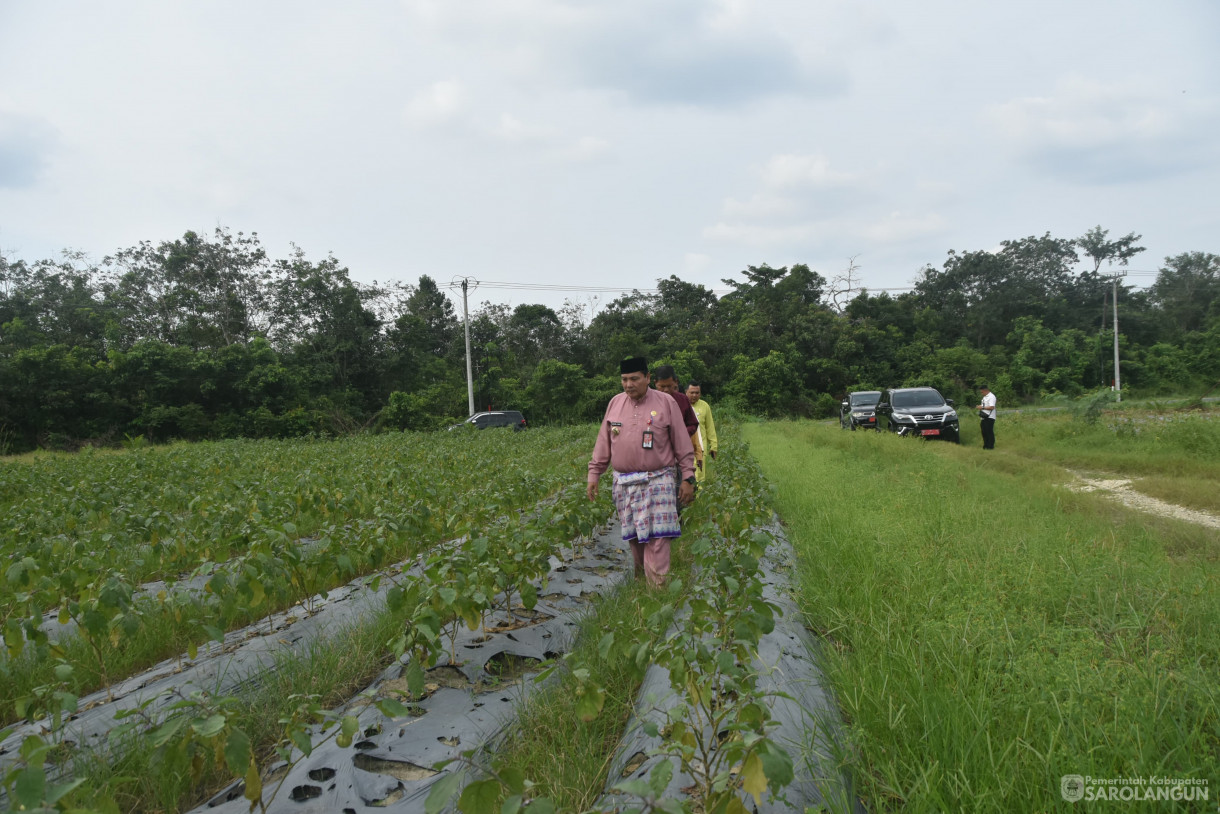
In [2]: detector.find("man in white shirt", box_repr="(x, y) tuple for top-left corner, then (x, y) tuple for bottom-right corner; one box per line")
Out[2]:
(975, 385), (996, 450)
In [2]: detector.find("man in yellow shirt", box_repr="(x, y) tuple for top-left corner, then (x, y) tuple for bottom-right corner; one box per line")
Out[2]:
(684, 382), (717, 481)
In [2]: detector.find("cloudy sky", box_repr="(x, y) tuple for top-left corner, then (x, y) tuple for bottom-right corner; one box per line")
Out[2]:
(1, 1), (1217, 314)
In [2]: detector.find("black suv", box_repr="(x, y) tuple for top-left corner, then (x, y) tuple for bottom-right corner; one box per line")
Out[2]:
(840, 390), (882, 430)
(876, 387), (959, 442)
(449, 411), (528, 431)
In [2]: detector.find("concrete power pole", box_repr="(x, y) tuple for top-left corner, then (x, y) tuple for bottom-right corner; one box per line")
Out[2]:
(461, 278), (475, 416)
(1110, 271), (1127, 402)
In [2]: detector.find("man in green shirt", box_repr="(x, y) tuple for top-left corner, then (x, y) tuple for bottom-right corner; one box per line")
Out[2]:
(684, 381), (717, 481)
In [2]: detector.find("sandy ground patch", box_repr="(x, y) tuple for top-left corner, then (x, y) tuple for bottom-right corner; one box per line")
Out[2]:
(1068, 475), (1220, 531)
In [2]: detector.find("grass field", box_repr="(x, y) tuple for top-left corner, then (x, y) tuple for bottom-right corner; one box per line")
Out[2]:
(745, 413), (1219, 811)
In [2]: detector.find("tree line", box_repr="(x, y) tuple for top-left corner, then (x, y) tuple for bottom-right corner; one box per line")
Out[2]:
(1, 226), (1217, 453)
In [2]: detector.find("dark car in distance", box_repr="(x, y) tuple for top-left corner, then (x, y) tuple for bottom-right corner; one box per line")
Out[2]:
(448, 411), (529, 431)
(840, 390), (883, 431)
(876, 387), (960, 442)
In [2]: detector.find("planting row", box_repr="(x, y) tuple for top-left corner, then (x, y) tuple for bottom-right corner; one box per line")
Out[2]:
(422, 439), (842, 813)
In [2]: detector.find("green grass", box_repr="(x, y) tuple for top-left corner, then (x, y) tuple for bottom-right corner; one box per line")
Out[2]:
(995, 407), (1220, 512)
(69, 599), (409, 813)
(745, 420), (1220, 812)
(490, 586), (653, 811)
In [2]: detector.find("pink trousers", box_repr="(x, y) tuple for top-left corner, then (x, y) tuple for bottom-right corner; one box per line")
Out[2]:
(628, 538), (672, 587)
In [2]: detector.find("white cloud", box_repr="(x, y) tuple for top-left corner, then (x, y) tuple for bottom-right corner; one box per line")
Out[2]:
(563, 136), (612, 163)
(985, 76), (1219, 183)
(0, 110), (56, 189)
(683, 252), (711, 274)
(721, 193), (800, 219)
(761, 153), (861, 190)
(403, 80), (466, 127)
(399, 0), (840, 107)
(702, 221), (817, 246)
(854, 212), (948, 244)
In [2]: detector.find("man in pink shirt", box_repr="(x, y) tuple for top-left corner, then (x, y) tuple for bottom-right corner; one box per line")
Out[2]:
(588, 357), (696, 586)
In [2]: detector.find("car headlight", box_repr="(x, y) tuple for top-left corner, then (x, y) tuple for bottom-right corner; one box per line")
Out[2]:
(891, 413), (913, 423)
(944, 410), (957, 421)
(852, 411), (872, 418)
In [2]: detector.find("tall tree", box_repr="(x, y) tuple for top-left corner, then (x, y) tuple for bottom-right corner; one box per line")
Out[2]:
(1076, 226), (1146, 273)
(102, 228), (269, 349)
(1148, 252), (1220, 338)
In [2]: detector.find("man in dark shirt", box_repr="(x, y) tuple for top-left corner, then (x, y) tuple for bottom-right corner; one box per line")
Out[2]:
(653, 364), (703, 486)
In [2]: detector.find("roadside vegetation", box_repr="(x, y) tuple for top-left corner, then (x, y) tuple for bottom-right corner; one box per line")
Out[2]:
(746, 410), (1219, 811)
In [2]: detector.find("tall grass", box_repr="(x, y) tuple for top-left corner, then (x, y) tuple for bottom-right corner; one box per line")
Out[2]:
(746, 422), (1219, 811)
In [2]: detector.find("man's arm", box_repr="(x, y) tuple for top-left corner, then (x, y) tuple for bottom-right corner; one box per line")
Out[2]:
(587, 401), (615, 501)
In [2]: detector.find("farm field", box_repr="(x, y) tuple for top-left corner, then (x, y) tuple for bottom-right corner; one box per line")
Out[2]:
(0, 427), (615, 811)
(1, 428), (597, 722)
(746, 406), (1219, 811)
(1, 424), (830, 813)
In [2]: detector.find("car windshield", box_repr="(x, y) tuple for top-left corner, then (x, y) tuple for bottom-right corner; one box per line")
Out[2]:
(849, 393), (881, 407)
(892, 390), (945, 410)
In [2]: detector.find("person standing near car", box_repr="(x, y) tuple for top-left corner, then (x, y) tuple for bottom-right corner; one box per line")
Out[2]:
(684, 381), (717, 481)
(588, 357), (696, 587)
(975, 385), (996, 450)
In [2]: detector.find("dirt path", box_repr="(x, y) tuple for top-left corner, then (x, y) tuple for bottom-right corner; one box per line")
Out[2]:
(1067, 475), (1220, 531)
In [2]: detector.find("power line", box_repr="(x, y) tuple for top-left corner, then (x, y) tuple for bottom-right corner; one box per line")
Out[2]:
(438, 269), (1158, 300)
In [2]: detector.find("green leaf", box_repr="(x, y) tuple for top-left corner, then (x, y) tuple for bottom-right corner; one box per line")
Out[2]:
(151, 716), (187, 748)
(757, 741), (795, 789)
(612, 779), (652, 797)
(597, 632), (615, 660)
(458, 778), (502, 812)
(191, 713), (227, 739)
(425, 771), (463, 814)
(376, 698), (415, 719)
(406, 659), (425, 698)
(648, 759), (673, 797)
(13, 764), (46, 809)
(224, 728), (251, 775)
(44, 776), (86, 806)
(289, 727), (314, 757)
(574, 684), (605, 722)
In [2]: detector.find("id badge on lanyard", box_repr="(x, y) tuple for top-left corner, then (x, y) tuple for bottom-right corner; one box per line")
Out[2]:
(642, 416), (654, 449)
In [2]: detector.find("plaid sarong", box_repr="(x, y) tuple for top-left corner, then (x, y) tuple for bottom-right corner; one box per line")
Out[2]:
(613, 468), (681, 543)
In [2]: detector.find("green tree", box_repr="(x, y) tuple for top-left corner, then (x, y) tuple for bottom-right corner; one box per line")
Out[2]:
(524, 359), (587, 423)
(724, 350), (803, 416)
(102, 228), (269, 349)
(1076, 226), (1146, 273)
(1148, 252), (1220, 339)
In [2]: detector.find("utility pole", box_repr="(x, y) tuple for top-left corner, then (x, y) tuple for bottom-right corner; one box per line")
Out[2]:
(1109, 271), (1127, 402)
(458, 277), (476, 416)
